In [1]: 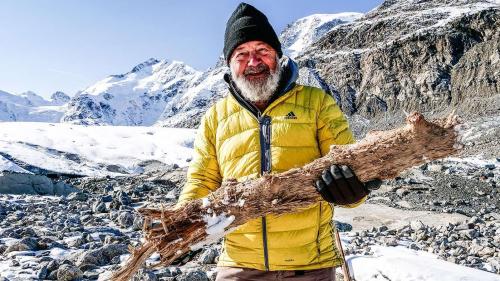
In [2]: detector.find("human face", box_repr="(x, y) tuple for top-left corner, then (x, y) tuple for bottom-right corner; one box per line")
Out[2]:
(229, 41), (281, 103)
(230, 41), (278, 81)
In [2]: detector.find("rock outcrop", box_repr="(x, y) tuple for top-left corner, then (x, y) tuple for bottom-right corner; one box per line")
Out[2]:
(298, 0), (499, 118)
(0, 172), (77, 195)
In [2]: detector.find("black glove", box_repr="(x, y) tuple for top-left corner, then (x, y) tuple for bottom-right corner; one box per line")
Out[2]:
(315, 164), (382, 205)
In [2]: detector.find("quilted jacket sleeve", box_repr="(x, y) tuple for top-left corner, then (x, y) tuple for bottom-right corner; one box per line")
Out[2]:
(316, 91), (366, 208)
(176, 107), (222, 208)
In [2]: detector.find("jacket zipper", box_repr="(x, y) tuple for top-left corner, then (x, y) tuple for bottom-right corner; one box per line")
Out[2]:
(259, 114), (272, 175)
(225, 76), (278, 271)
(259, 114), (272, 271)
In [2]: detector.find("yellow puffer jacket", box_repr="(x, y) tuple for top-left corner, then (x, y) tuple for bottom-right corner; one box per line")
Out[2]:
(177, 58), (362, 271)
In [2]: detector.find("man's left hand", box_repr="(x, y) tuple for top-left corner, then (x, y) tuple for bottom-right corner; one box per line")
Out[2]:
(315, 164), (382, 205)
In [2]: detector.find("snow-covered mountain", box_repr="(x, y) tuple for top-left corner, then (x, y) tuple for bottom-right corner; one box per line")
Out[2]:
(0, 90), (70, 122)
(154, 57), (229, 128)
(5, 0), (499, 127)
(298, 0), (500, 117)
(62, 12), (353, 127)
(50, 91), (71, 105)
(280, 13), (363, 58)
(62, 58), (205, 126)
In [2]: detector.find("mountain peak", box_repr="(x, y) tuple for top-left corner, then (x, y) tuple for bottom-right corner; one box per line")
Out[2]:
(50, 91), (70, 104)
(131, 58), (161, 73)
(18, 91), (50, 106)
(19, 91), (40, 97)
(280, 12), (363, 58)
(108, 58), (162, 79)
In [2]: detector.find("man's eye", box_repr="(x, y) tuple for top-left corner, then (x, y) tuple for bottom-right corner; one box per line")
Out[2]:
(235, 52), (248, 59)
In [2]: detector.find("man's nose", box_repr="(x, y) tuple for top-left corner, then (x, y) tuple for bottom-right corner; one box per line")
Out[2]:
(247, 52), (261, 67)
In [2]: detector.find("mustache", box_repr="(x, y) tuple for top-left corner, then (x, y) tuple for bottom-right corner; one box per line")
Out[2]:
(244, 64), (270, 75)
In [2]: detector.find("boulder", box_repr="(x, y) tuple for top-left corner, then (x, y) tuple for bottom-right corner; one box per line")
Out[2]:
(57, 264), (83, 281)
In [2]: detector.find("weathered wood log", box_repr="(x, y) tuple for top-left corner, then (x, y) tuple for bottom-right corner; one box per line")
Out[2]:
(111, 112), (463, 280)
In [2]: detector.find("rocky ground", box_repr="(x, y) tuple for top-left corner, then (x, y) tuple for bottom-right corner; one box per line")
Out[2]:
(0, 115), (499, 280)
(368, 157), (499, 217)
(1, 155), (498, 280)
(0, 166), (191, 281)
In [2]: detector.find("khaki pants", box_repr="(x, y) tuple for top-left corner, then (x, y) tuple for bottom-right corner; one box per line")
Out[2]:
(215, 267), (336, 281)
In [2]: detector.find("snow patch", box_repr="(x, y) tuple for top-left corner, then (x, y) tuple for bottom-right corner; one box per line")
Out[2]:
(0, 122), (195, 176)
(237, 199), (245, 207)
(346, 245), (500, 281)
(204, 212), (235, 235)
(0, 154), (32, 174)
(202, 197), (211, 208)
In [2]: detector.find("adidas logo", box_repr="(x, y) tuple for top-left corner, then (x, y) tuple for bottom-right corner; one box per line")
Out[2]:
(284, 111), (297, 119)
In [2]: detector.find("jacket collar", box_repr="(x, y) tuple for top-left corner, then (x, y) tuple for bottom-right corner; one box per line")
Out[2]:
(224, 56), (299, 117)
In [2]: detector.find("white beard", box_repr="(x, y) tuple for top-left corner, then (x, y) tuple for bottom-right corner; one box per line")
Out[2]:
(230, 58), (282, 103)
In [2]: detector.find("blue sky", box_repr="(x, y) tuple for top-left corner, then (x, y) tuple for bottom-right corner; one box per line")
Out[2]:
(0, 0), (382, 98)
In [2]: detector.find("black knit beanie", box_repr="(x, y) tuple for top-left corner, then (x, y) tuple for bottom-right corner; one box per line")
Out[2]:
(224, 3), (282, 64)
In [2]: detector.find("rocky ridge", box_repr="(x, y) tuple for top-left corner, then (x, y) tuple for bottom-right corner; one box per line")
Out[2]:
(299, 0), (499, 118)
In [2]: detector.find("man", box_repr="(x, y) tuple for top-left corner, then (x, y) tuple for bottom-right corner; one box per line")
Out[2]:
(177, 3), (380, 280)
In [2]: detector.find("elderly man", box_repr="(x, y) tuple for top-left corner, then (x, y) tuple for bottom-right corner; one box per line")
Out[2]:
(177, 3), (379, 280)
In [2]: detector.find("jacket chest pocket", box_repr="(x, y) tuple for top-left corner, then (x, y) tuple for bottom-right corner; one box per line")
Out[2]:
(271, 119), (316, 147)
